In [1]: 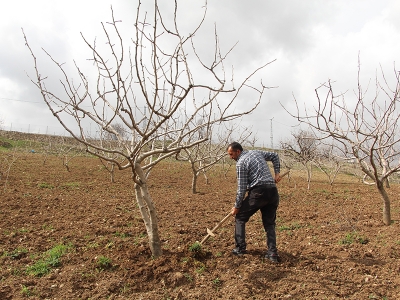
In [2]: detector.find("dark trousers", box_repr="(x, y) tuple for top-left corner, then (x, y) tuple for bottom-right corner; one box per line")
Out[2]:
(235, 185), (279, 255)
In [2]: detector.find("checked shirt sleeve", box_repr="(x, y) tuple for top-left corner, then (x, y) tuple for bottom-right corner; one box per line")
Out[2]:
(263, 151), (280, 174)
(235, 162), (248, 208)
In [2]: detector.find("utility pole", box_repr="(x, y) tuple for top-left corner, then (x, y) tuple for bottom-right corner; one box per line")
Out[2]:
(270, 117), (274, 149)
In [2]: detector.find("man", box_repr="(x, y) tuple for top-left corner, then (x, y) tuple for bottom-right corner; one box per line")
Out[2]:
(227, 141), (281, 262)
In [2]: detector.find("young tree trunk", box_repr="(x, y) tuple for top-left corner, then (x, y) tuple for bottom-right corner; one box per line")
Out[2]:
(190, 162), (199, 194)
(191, 172), (199, 194)
(305, 163), (312, 190)
(63, 156), (70, 172)
(110, 163), (115, 183)
(384, 177), (390, 188)
(376, 181), (391, 225)
(134, 164), (162, 258)
(202, 170), (209, 185)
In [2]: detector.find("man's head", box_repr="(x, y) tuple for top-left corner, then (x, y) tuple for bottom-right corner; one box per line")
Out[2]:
(227, 142), (243, 161)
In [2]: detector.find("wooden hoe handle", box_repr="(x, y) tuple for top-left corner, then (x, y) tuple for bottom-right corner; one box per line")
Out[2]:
(199, 212), (232, 245)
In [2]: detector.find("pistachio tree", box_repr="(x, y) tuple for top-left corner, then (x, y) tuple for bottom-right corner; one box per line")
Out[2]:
(280, 130), (319, 189)
(176, 123), (252, 193)
(286, 61), (400, 225)
(24, 1), (274, 256)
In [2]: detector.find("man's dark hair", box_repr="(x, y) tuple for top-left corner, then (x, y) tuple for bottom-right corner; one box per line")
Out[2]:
(227, 142), (243, 152)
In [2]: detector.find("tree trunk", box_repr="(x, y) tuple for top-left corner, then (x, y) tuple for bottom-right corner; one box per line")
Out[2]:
(376, 181), (391, 225)
(191, 162), (198, 194)
(384, 177), (390, 188)
(110, 163), (115, 183)
(134, 164), (162, 257)
(202, 170), (209, 185)
(191, 172), (198, 194)
(305, 163), (311, 190)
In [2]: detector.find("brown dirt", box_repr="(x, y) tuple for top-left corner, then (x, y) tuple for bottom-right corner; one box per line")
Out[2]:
(1, 152), (400, 299)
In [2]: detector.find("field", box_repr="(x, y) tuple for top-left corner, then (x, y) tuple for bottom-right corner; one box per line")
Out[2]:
(1, 142), (400, 299)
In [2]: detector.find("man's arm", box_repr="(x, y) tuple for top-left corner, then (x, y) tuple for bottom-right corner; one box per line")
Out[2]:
(234, 163), (248, 208)
(274, 173), (282, 183)
(262, 151), (280, 175)
(232, 164), (247, 216)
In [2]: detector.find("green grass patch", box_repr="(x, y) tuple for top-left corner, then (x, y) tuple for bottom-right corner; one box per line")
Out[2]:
(37, 182), (54, 189)
(188, 242), (202, 252)
(114, 231), (129, 239)
(96, 255), (112, 270)
(278, 222), (302, 231)
(21, 285), (32, 297)
(41, 223), (54, 231)
(212, 277), (222, 290)
(26, 243), (72, 276)
(0, 137), (42, 150)
(184, 273), (193, 282)
(0, 140), (13, 149)
(60, 182), (81, 189)
(181, 257), (189, 263)
(195, 264), (205, 274)
(339, 231), (368, 245)
(105, 241), (115, 249)
(86, 241), (99, 249)
(6, 247), (28, 259)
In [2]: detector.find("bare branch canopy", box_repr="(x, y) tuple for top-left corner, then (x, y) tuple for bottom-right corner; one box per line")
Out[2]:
(23, 1), (275, 256)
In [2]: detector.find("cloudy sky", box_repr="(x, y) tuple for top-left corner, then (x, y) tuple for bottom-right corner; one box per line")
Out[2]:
(1, 0), (399, 147)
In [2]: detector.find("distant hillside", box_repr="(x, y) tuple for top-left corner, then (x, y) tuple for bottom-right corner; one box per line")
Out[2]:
(0, 130), (79, 145)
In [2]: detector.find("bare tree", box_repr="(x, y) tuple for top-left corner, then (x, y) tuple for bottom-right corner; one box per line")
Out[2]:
(280, 130), (318, 189)
(221, 154), (235, 178)
(102, 122), (128, 142)
(40, 136), (56, 166)
(313, 143), (343, 185)
(91, 122), (132, 183)
(36, 133), (85, 168)
(278, 153), (296, 185)
(0, 150), (18, 193)
(54, 138), (85, 172)
(97, 125), (128, 183)
(244, 134), (259, 149)
(286, 60), (400, 225)
(176, 123), (252, 193)
(24, 1), (274, 257)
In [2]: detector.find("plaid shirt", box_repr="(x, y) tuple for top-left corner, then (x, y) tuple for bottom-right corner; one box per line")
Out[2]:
(235, 150), (280, 208)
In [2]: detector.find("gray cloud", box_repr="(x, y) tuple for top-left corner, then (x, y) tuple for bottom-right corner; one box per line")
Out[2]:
(1, 0), (399, 146)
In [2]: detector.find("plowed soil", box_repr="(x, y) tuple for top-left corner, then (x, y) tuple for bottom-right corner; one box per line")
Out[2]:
(1, 152), (400, 299)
